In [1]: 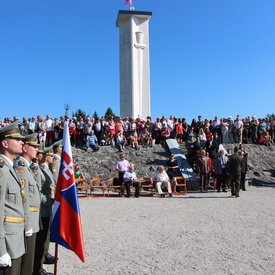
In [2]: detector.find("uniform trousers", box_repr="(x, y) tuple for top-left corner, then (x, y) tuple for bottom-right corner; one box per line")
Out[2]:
(21, 233), (37, 275)
(231, 174), (241, 196)
(0, 257), (22, 275)
(33, 217), (51, 272)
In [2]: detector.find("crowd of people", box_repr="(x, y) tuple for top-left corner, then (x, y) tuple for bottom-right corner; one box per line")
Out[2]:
(1, 114), (274, 151)
(0, 113), (263, 274)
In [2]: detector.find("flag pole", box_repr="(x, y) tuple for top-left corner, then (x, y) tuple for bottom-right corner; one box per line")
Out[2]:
(53, 243), (59, 275)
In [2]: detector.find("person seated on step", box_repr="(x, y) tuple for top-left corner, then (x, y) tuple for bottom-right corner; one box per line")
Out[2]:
(115, 131), (127, 152)
(86, 130), (99, 151)
(129, 131), (140, 150)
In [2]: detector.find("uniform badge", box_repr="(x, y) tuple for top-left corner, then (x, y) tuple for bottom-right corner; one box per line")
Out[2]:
(0, 173), (2, 178)
(20, 179), (25, 189)
(52, 167), (58, 173)
(17, 169), (25, 174)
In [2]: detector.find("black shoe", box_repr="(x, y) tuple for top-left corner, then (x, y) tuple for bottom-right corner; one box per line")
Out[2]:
(242, 188), (246, 191)
(222, 189), (227, 193)
(217, 190), (221, 192)
(44, 253), (55, 264)
(160, 194), (165, 198)
(169, 193), (173, 197)
(33, 268), (53, 275)
(135, 195), (139, 198)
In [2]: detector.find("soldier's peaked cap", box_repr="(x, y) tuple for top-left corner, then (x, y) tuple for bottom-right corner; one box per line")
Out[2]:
(52, 140), (63, 150)
(24, 133), (40, 147)
(0, 121), (24, 140)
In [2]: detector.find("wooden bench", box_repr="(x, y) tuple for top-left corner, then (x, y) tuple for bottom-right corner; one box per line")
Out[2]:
(139, 177), (155, 196)
(106, 178), (122, 197)
(173, 176), (187, 195)
(90, 178), (105, 198)
(75, 178), (88, 198)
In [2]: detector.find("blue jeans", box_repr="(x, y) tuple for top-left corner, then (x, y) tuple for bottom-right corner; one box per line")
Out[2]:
(86, 142), (98, 151)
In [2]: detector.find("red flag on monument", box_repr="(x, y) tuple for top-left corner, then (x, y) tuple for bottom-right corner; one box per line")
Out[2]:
(50, 120), (85, 263)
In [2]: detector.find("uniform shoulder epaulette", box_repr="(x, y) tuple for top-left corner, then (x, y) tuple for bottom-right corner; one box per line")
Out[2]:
(40, 164), (45, 169)
(0, 159), (4, 168)
(19, 160), (25, 167)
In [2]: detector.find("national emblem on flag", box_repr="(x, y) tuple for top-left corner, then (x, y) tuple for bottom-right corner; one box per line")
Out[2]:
(50, 120), (85, 263)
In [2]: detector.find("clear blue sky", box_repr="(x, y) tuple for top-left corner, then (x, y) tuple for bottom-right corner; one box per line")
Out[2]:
(1, 0), (274, 123)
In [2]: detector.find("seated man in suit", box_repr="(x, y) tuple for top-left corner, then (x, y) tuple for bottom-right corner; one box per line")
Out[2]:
(123, 165), (140, 198)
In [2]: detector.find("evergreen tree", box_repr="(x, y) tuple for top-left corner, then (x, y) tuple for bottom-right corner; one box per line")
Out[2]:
(104, 107), (116, 120)
(93, 111), (99, 120)
(72, 109), (89, 121)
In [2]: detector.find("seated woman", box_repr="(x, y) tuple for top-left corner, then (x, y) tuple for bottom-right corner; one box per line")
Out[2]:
(160, 127), (170, 145)
(75, 165), (85, 185)
(129, 131), (139, 150)
(115, 131), (127, 152)
(139, 128), (152, 146)
(264, 132), (272, 146)
(258, 133), (266, 145)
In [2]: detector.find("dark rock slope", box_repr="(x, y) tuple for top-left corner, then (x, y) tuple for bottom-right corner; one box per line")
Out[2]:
(72, 143), (275, 187)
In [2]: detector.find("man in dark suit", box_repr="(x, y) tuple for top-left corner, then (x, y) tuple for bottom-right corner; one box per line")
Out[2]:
(227, 147), (242, 197)
(205, 134), (219, 159)
(193, 136), (204, 152)
(213, 131), (221, 146)
(214, 150), (228, 192)
(196, 150), (209, 191)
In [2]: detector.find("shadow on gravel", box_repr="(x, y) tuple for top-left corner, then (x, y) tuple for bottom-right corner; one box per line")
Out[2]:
(249, 179), (275, 188)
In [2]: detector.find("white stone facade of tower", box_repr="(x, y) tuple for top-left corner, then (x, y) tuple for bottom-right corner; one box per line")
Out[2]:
(116, 10), (152, 119)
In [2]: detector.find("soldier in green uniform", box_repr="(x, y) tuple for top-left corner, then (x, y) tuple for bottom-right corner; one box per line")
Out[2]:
(14, 133), (41, 275)
(0, 121), (25, 275)
(227, 146), (243, 197)
(49, 140), (62, 184)
(31, 147), (55, 275)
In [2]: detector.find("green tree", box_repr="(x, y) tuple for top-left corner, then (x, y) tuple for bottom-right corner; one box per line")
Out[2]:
(104, 107), (116, 120)
(92, 111), (99, 120)
(72, 108), (89, 121)
(266, 113), (275, 118)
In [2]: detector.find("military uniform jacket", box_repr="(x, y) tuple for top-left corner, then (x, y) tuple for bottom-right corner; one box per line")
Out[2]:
(14, 156), (41, 233)
(0, 155), (25, 259)
(227, 153), (242, 176)
(49, 154), (61, 184)
(39, 163), (56, 218)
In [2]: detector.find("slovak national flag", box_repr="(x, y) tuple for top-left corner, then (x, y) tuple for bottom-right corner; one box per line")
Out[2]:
(50, 120), (85, 262)
(124, 0), (133, 4)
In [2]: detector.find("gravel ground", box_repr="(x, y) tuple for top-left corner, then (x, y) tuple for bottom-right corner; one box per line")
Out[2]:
(46, 185), (275, 275)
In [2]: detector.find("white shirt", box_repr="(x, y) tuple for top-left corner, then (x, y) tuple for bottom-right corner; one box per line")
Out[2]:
(151, 170), (169, 182)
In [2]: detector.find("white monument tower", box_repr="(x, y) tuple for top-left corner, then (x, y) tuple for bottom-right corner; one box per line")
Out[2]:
(116, 10), (152, 119)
